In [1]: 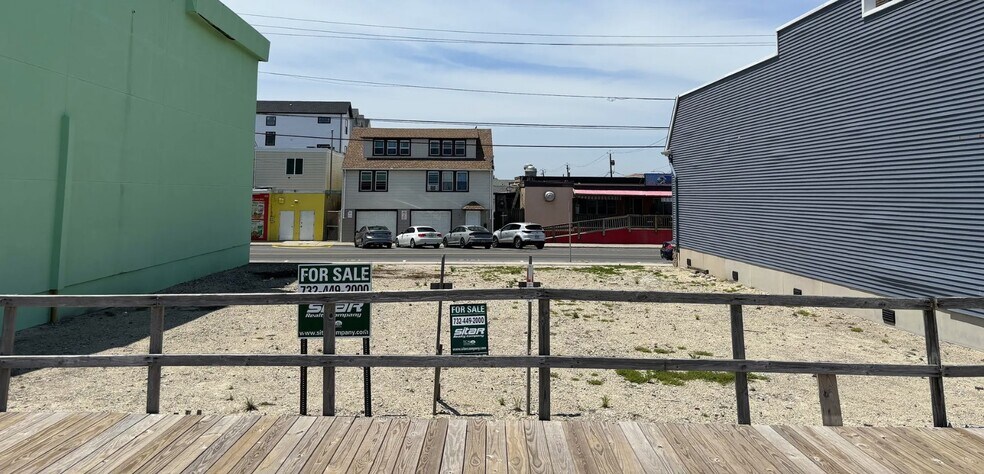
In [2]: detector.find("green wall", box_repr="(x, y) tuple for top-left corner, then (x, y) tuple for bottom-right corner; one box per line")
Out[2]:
(0, 0), (269, 330)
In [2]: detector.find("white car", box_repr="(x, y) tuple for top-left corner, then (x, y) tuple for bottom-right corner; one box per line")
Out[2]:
(492, 222), (546, 249)
(396, 226), (443, 248)
(444, 225), (494, 249)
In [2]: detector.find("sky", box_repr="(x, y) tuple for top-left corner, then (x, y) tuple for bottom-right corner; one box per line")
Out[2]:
(224, 0), (828, 179)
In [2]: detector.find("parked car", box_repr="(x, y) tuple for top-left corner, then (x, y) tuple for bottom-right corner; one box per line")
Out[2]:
(661, 240), (676, 260)
(444, 225), (494, 249)
(355, 225), (393, 248)
(395, 226), (443, 248)
(492, 222), (546, 249)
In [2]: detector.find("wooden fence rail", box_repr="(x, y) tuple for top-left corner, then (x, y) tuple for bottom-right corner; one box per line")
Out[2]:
(1, 290), (983, 428)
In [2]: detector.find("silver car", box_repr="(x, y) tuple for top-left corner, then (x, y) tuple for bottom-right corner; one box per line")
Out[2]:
(395, 226), (443, 248)
(444, 225), (494, 249)
(492, 222), (546, 249)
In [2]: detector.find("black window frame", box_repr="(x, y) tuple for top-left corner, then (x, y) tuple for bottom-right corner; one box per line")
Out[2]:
(359, 171), (373, 191)
(386, 140), (398, 156)
(442, 140), (453, 157)
(429, 140), (441, 156)
(441, 171), (454, 191)
(264, 131), (276, 146)
(318, 116), (331, 124)
(286, 158), (304, 175)
(426, 170), (471, 192)
(374, 170), (388, 192)
(453, 140), (466, 157)
(373, 139), (385, 156)
(265, 115), (276, 126)
(398, 140), (411, 156)
(426, 171), (440, 191)
(455, 171), (469, 192)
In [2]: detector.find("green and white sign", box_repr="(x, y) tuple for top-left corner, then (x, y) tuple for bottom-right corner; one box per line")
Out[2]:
(297, 264), (372, 339)
(449, 303), (488, 355)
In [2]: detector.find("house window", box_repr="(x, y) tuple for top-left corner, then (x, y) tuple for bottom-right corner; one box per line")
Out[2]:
(862, 0), (903, 15)
(398, 140), (411, 156)
(318, 116), (331, 124)
(360, 171), (373, 191)
(386, 140), (398, 156)
(453, 140), (466, 157)
(455, 171), (468, 191)
(442, 171), (454, 191)
(374, 171), (388, 191)
(316, 144), (331, 149)
(442, 141), (453, 157)
(427, 171), (440, 191)
(286, 158), (303, 175)
(373, 140), (385, 156)
(429, 140), (441, 156)
(265, 116), (276, 126)
(265, 132), (276, 146)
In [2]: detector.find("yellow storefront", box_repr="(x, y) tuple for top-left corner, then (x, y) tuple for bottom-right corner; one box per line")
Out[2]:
(267, 193), (326, 241)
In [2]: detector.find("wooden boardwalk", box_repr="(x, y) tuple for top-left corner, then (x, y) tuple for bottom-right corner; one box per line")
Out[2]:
(0, 413), (982, 473)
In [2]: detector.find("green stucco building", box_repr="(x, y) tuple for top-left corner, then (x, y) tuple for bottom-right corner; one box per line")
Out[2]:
(0, 0), (269, 330)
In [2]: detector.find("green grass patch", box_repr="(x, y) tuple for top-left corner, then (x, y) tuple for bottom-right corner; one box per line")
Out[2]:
(477, 266), (524, 281)
(616, 369), (769, 386)
(587, 379), (604, 386)
(634, 346), (652, 353)
(688, 350), (714, 359)
(850, 327), (863, 333)
(652, 347), (675, 354)
(566, 265), (645, 277)
(795, 309), (814, 317)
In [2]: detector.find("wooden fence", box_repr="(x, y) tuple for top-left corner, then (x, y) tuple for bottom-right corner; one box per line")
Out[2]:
(1, 289), (983, 427)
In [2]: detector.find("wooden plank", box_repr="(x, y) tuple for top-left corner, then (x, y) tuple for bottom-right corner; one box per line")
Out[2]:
(541, 422), (575, 474)
(393, 419), (429, 474)
(752, 426), (824, 474)
(796, 426), (892, 474)
(277, 416), (336, 474)
(0, 354), (945, 379)
(723, 425), (806, 473)
(417, 418), (449, 473)
(299, 416), (354, 473)
(523, 420), (551, 474)
(671, 424), (739, 473)
(193, 415), (278, 473)
(538, 298), (551, 421)
(252, 416), (316, 473)
(324, 305), (336, 416)
(597, 422), (644, 473)
(159, 415), (252, 473)
(956, 428), (984, 445)
(923, 307), (947, 427)
(832, 427), (941, 472)
(147, 305), (164, 414)
(817, 374), (842, 426)
(485, 420), (508, 474)
(0, 413), (94, 466)
(619, 421), (676, 474)
(325, 416), (374, 472)
(730, 304), (751, 425)
(0, 413), (72, 453)
(108, 415), (203, 472)
(916, 428), (984, 460)
(0, 305), (16, 412)
(579, 421), (634, 473)
(771, 425), (858, 474)
(369, 418), (411, 474)
(39, 413), (147, 473)
(440, 419), (467, 474)
(504, 420), (530, 473)
(6, 412), (127, 472)
(0, 412), (30, 433)
(226, 415), (298, 473)
(348, 418), (393, 474)
(653, 423), (717, 472)
(562, 421), (600, 474)
(69, 414), (172, 472)
(884, 427), (982, 472)
(131, 415), (223, 474)
(462, 419), (487, 474)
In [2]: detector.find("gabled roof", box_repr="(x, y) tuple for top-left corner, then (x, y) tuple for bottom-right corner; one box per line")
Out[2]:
(256, 101), (352, 115)
(343, 128), (494, 171)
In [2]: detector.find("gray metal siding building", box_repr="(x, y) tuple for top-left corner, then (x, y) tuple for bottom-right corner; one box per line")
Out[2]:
(666, 0), (984, 347)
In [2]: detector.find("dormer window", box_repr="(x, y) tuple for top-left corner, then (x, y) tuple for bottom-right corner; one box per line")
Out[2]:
(862, 0), (904, 16)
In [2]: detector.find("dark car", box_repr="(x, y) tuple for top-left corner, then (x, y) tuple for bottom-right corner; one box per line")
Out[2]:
(660, 241), (676, 260)
(355, 226), (393, 248)
(444, 225), (494, 248)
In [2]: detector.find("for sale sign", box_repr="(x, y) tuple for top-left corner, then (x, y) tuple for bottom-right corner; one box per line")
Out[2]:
(449, 303), (488, 355)
(297, 264), (372, 338)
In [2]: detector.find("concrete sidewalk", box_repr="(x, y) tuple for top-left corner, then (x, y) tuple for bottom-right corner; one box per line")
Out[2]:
(250, 241), (663, 249)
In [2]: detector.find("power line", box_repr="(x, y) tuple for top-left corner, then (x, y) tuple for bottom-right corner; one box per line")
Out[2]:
(259, 71), (673, 101)
(255, 132), (664, 149)
(254, 25), (774, 48)
(243, 13), (774, 39)
(262, 113), (666, 130)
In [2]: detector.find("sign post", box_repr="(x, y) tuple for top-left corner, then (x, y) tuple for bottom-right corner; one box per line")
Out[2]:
(431, 256), (452, 415)
(449, 304), (489, 355)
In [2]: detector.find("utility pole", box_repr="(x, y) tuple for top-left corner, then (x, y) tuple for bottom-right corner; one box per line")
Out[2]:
(609, 152), (614, 177)
(565, 164), (570, 178)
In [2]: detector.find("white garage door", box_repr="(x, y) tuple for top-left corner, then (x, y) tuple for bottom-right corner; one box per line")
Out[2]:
(410, 210), (451, 235)
(355, 210), (398, 235)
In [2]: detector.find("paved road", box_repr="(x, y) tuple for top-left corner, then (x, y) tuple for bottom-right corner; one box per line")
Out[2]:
(250, 243), (671, 265)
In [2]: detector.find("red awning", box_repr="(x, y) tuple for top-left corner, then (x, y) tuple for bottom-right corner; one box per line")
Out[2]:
(573, 189), (672, 197)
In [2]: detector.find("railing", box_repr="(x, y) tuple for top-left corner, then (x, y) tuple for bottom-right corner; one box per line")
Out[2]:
(1, 290), (982, 427)
(542, 214), (673, 240)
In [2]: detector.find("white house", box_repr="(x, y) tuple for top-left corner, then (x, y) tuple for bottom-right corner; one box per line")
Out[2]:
(255, 101), (369, 153)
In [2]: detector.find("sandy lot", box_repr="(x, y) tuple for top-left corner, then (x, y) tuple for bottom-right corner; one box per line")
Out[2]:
(7, 263), (983, 427)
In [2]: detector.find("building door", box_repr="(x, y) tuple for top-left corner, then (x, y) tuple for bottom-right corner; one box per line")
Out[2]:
(410, 210), (452, 235)
(279, 211), (295, 240)
(299, 211), (315, 240)
(465, 210), (481, 226)
(355, 210), (399, 236)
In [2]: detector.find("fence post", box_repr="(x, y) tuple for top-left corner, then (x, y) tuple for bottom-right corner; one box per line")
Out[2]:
(323, 303), (336, 416)
(729, 304), (750, 425)
(538, 298), (550, 421)
(146, 305), (164, 414)
(817, 374), (842, 426)
(923, 298), (947, 427)
(0, 304), (18, 412)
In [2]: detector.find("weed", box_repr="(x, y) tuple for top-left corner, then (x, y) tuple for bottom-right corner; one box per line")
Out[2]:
(498, 397), (506, 406)
(569, 265), (644, 277)
(616, 369), (769, 386)
(591, 372), (599, 376)
(224, 393), (234, 401)
(571, 377), (581, 381)
(601, 396), (611, 408)
(243, 398), (258, 412)
(653, 347), (675, 354)
(258, 401), (275, 407)
(850, 327), (863, 333)
(634, 276), (641, 284)
(689, 350), (714, 359)
(677, 346), (687, 350)
(695, 315), (701, 321)
(587, 379), (604, 386)
(512, 397), (523, 412)
(550, 372), (560, 379)
(795, 309), (813, 317)
(634, 346), (652, 353)
(881, 338), (890, 344)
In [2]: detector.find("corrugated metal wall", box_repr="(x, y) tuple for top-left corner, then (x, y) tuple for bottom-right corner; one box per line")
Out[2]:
(669, 0), (984, 307)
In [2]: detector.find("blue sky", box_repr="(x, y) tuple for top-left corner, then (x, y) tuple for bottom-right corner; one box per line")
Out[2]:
(225, 0), (828, 179)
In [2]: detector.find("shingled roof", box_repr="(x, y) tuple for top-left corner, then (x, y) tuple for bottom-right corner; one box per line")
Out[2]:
(256, 101), (352, 116)
(343, 128), (494, 170)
